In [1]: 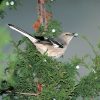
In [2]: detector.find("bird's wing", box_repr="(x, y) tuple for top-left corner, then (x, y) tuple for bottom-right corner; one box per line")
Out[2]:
(8, 24), (63, 48)
(35, 36), (64, 48)
(48, 38), (64, 48)
(35, 36), (53, 45)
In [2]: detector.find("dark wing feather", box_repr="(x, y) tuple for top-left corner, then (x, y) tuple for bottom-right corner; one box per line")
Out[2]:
(35, 36), (53, 45)
(35, 36), (47, 41)
(48, 38), (64, 48)
(34, 36), (64, 48)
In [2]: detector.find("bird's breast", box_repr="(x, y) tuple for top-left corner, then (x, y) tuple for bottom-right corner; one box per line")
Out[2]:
(46, 47), (65, 58)
(35, 43), (66, 58)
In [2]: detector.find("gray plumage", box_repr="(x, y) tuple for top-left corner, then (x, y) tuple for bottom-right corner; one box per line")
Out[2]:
(8, 24), (78, 58)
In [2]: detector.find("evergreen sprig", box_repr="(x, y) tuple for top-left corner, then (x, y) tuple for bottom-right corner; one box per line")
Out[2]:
(0, 38), (82, 100)
(0, 0), (21, 19)
(71, 36), (100, 99)
(36, 20), (63, 38)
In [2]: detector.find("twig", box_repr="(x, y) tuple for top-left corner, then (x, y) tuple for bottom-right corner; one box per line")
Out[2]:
(7, 91), (40, 96)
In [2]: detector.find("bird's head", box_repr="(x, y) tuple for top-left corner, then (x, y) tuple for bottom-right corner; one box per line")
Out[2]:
(60, 32), (78, 44)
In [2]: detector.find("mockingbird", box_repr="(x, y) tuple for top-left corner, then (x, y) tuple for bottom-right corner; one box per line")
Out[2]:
(8, 24), (78, 58)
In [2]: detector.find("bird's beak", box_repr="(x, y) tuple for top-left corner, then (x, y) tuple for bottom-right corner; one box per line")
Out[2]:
(72, 33), (78, 37)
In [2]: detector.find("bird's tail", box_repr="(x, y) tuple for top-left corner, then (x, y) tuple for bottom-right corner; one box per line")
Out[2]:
(8, 24), (37, 43)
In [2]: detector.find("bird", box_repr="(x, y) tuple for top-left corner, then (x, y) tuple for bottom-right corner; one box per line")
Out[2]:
(8, 24), (78, 58)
